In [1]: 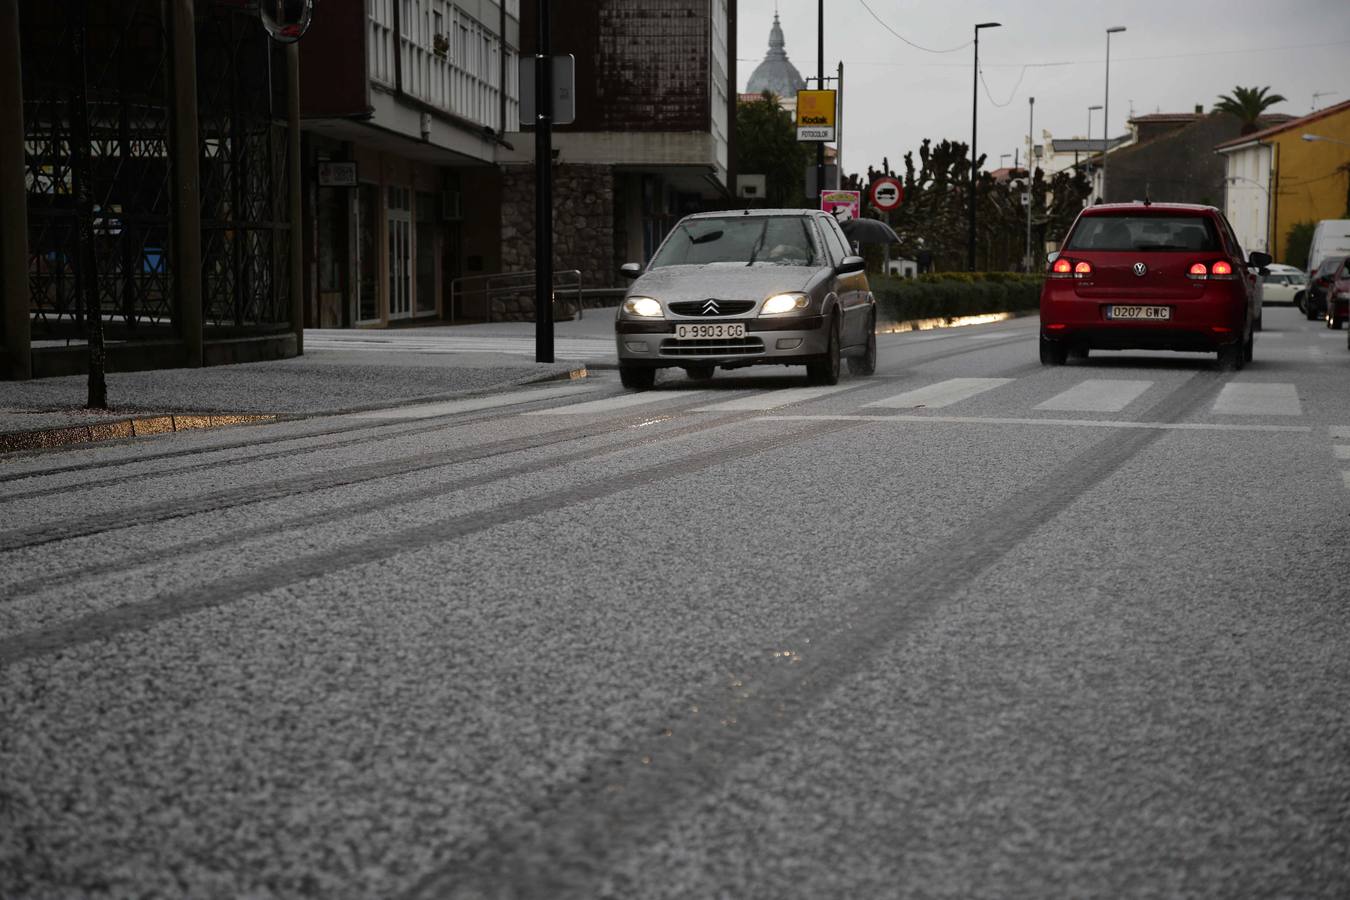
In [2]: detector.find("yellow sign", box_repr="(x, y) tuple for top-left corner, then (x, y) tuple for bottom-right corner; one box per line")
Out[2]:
(796, 90), (837, 141)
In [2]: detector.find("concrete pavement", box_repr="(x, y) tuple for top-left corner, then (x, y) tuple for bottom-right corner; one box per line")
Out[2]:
(0, 313), (619, 451)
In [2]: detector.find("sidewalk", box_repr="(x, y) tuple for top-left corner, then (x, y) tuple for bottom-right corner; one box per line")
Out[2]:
(0, 313), (620, 452)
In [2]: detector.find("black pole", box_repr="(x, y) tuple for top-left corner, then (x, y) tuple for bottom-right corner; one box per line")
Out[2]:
(70, 2), (107, 407)
(816, 0), (824, 206)
(534, 0), (554, 363)
(967, 25), (978, 272)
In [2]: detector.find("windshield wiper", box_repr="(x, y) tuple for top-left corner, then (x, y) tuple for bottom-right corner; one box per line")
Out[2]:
(745, 219), (769, 266)
(688, 228), (723, 245)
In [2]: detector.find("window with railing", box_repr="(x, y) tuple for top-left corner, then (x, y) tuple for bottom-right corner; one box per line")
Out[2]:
(369, 1), (517, 133)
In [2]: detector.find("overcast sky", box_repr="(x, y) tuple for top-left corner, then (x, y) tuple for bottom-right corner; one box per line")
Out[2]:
(737, 0), (1350, 178)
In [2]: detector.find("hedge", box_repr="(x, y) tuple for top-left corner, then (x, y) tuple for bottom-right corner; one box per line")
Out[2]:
(871, 272), (1043, 324)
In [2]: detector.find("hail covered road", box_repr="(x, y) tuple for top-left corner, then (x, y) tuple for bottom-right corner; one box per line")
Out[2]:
(2, 308), (1348, 898)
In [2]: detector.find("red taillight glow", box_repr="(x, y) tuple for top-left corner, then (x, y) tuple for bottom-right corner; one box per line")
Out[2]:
(1211, 260), (1234, 279)
(1188, 263), (1208, 279)
(1074, 261), (1093, 278)
(1051, 258), (1073, 276)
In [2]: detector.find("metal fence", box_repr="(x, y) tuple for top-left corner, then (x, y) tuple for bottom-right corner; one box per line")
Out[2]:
(449, 269), (583, 323)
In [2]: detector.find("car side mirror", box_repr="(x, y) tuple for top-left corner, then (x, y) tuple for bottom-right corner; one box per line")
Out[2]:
(619, 262), (642, 280)
(1248, 250), (1272, 269)
(837, 255), (865, 275)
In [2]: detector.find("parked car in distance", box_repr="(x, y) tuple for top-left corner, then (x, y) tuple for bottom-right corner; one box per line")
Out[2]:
(1324, 257), (1350, 330)
(1307, 219), (1350, 277)
(1305, 256), (1345, 321)
(614, 209), (877, 390)
(1262, 264), (1306, 306)
(1040, 202), (1268, 371)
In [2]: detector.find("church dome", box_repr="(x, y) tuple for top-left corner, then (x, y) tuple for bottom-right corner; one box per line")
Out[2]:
(746, 13), (806, 99)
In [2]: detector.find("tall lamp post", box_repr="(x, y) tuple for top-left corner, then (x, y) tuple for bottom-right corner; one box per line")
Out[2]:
(1087, 103), (1101, 172)
(816, 0), (825, 204)
(968, 21), (1001, 271)
(1101, 25), (1126, 202)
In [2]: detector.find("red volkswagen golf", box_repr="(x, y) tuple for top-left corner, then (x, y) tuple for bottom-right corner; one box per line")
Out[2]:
(1040, 203), (1270, 370)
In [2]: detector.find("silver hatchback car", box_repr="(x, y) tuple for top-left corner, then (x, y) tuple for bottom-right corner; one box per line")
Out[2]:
(614, 209), (877, 390)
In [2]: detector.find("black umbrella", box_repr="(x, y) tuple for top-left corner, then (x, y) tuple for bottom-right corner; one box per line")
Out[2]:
(839, 217), (900, 245)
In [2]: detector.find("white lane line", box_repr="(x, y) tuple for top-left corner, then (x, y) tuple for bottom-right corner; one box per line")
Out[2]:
(524, 390), (713, 416)
(759, 414), (1311, 433)
(1344, 472), (1350, 490)
(1212, 382), (1302, 416)
(1333, 445), (1350, 460)
(346, 383), (601, 420)
(692, 384), (859, 412)
(1034, 379), (1153, 413)
(864, 377), (1014, 409)
(1332, 426), (1350, 439)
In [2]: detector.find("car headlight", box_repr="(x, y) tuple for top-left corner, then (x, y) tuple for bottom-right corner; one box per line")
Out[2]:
(759, 293), (809, 316)
(622, 296), (663, 317)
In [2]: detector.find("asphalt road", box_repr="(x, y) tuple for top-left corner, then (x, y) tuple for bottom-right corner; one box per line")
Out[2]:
(2, 307), (1348, 898)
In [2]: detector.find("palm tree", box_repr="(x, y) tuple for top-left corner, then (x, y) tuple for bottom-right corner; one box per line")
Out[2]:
(1213, 86), (1288, 135)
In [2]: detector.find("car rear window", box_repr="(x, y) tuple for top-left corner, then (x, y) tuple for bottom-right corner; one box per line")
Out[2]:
(1066, 215), (1221, 252)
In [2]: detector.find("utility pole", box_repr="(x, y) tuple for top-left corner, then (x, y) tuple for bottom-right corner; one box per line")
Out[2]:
(1101, 26), (1126, 202)
(816, 0), (824, 205)
(69, 2), (106, 408)
(968, 22), (1000, 271)
(836, 61), (843, 189)
(534, 0), (554, 363)
(1026, 96), (1034, 271)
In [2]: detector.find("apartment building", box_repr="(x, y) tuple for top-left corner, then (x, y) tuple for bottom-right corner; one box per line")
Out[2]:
(298, 0), (521, 327)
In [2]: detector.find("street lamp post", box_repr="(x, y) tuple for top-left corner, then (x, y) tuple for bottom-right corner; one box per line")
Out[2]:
(968, 21), (1001, 271)
(816, 0), (824, 206)
(1083, 105), (1101, 184)
(1101, 26), (1126, 202)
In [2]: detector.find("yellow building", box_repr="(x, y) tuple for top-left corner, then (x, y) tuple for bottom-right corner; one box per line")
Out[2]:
(1217, 99), (1350, 263)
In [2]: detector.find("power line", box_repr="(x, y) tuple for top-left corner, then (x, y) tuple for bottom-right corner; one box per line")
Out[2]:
(854, 0), (971, 54)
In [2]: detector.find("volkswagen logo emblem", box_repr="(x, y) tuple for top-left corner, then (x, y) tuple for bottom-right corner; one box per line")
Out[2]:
(701, 299), (721, 316)
(1132, 262), (1148, 277)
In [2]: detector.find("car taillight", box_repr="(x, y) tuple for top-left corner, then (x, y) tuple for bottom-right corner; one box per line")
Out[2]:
(1073, 261), (1093, 279)
(1050, 257), (1073, 278)
(1188, 263), (1208, 280)
(1211, 260), (1234, 280)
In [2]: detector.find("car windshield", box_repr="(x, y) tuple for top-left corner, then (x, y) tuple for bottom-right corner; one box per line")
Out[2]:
(649, 216), (821, 268)
(1066, 215), (1221, 252)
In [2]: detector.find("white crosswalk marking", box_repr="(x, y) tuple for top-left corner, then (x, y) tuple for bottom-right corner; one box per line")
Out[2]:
(524, 390), (712, 416)
(864, 378), (1013, 409)
(1332, 426), (1350, 440)
(1034, 379), (1153, 413)
(1212, 383), (1302, 416)
(1334, 446), (1350, 460)
(347, 383), (599, 420)
(692, 384), (859, 412)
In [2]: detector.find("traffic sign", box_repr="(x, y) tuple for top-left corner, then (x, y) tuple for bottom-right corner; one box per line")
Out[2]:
(869, 177), (903, 212)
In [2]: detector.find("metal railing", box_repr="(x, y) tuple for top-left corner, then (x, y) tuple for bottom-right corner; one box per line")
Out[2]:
(448, 269), (583, 324)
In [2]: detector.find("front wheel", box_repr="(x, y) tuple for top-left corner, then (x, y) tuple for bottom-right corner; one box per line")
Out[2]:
(807, 315), (841, 385)
(847, 312), (877, 376)
(683, 364), (715, 381)
(619, 364), (656, 391)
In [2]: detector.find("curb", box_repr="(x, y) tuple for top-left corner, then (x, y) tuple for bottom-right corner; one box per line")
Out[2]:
(0, 413), (278, 455)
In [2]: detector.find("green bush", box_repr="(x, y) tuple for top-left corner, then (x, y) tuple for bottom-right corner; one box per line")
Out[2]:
(871, 272), (1042, 324)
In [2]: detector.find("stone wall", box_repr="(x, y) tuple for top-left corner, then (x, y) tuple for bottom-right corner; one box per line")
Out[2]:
(499, 163), (616, 321)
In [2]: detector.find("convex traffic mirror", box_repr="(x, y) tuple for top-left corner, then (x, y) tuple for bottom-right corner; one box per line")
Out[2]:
(260, 0), (315, 43)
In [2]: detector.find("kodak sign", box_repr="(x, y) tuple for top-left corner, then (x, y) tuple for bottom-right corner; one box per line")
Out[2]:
(796, 90), (836, 142)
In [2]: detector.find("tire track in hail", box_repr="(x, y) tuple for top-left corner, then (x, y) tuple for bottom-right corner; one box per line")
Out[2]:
(0, 418), (865, 667)
(398, 370), (1223, 900)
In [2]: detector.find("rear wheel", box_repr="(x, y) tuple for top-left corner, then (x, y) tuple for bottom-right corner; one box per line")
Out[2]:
(847, 311), (877, 376)
(1067, 346), (1090, 361)
(807, 316), (841, 385)
(1039, 336), (1067, 366)
(1243, 330), (1254, 363)
(1307, 298), (1320, 320)
(1217, 341), (1244, 371)
(684, 364), (715, 381)
(619, 364), (656, 391)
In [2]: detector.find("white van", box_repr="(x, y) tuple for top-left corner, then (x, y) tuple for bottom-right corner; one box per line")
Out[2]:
(1307, 220), (1350, 275)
